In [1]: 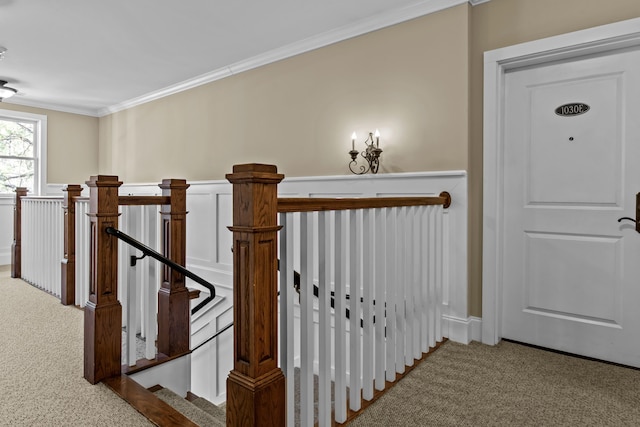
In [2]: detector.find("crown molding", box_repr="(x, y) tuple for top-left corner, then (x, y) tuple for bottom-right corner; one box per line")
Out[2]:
(468, 0), (491, 5)
(99, 0), (473, 117)
(4, 97), (100, 117)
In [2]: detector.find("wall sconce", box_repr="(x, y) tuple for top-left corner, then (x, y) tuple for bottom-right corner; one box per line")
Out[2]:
(349, 129), (382, 174)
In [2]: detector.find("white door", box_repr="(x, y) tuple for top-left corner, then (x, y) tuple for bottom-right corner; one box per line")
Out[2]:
(502, 47), (640, 367)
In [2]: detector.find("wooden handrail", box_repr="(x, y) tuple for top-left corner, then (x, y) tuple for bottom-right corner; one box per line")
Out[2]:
(278, 192), (451, 213)
(19, 195), (63, 200)
(71, 195), (172, 205)
(118, 195), (171, 206)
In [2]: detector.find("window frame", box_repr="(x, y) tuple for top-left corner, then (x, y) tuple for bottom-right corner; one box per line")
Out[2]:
(0, 108), (47, 196)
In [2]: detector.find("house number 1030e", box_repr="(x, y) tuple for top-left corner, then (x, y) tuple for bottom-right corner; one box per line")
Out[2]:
(555, 102), (590, 117)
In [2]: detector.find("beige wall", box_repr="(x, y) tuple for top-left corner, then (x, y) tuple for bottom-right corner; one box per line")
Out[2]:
(468, 0), (640, 317)
(1, 103), (99, 185)
(99, 5), (470, 182)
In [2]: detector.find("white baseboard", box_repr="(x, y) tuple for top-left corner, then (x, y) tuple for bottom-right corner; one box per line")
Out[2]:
(444, 315), (482, 344)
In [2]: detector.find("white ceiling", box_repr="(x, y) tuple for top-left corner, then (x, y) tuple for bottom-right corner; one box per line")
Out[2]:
(0, 0), (469, 117)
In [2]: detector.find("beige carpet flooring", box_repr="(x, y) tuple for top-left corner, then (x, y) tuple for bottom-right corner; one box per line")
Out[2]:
(350, 339), (640, 426)
(0, 266), (153, 426)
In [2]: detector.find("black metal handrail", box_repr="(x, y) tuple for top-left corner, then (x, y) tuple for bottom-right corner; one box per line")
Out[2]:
(105, 226), (215, 315)
(191, 322), (234, 353)
(282, 262), (375, 328)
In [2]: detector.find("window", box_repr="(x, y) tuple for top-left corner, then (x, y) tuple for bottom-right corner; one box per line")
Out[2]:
(0, 109), (47, 195)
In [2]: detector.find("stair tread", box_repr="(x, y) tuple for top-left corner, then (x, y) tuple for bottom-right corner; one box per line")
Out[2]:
(154, 388), (225, 427)
(191, 396), (227, 420)
(103, 375), (199, 427)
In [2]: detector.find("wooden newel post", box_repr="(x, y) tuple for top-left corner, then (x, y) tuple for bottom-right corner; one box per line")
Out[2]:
(11, 187), (28, 278)
(157, 179), (191, 357)
(226, 164), (285, 427)
(61, 184), (83, 305)
(84, 175), (123, 384)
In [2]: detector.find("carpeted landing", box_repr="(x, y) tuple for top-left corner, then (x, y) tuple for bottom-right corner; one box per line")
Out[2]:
(349, 340), (640, 426)
(0, 266), (152, 426)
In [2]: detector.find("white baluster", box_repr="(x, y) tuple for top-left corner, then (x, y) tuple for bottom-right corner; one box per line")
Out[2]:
(385, 208), (396, 382)
(395, 206), (406, 374)
(279, 212), (295, 427)
(334, 209), (347, 423)
(33, 200), (37, 285)
(21, 201), (28, 283)
(26, 200), (32, 285)
(435, 205), (444, 342)
(349, 209), (362, 412)
(317, 211), (332, 426)
(38, 200), (44, 289)
(49, 200), (55, 294)
(75, 200), (83, 306)
(413, 206), (424, 359)
(77, 200), (90, 307)
(119, 206), (127, 325)
(40, 200), (45, 289)
(27, 200), (32, 284)
(300, 211), (315, 427)
(405, 205), (415, 366)
(42, 201), (48, 292)
(126, 205), (141, 366)
(428, 205), (436, 348)
(374, 207), (386, 391)
(50, 201), (54, 294)
(362, 208), (375, 401)
(55, 200), (62, 296)
(442, 205), (450, 310)
(419, 205), (428, 352)
(144, 204), (157, 360)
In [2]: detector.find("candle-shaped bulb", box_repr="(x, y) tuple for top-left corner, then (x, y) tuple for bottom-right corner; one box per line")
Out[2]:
(351, 131), (357, 151)
(374, 129), (380, 147)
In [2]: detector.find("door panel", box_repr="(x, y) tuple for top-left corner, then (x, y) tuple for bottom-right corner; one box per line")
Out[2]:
(502, 48), (640, 367)
(524, 232), (622, 325)
(527, 74), (622, 205)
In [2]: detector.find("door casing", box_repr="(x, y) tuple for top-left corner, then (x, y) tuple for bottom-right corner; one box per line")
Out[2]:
(482, 17), (640, 345)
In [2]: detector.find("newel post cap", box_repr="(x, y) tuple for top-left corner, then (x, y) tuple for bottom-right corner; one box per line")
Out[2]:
(226, 163), (284, 184)
(158, 178), (190, 190)
(85, 175), (123, 187)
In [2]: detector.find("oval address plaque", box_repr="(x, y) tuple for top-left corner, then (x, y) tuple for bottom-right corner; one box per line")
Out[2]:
(555, 102), (590, 117)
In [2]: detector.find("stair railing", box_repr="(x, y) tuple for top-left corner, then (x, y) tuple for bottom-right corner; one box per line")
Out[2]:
(106, 226), (217, 365)
(18, 195), (65, 296)
(105, 226), (216, 314)
(225, 163), (452, 427)
(11, 177), (222, 385)
(79, 175), (198, 384)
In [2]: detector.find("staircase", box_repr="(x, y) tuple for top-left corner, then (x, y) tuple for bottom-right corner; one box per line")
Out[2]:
(105, 375), (226, 427)
(152, 386), (226, 426)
